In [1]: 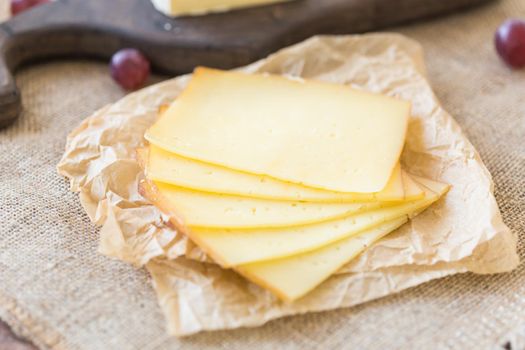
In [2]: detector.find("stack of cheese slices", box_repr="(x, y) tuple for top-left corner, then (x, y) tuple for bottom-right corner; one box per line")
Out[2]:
(139, 67), (450, 302)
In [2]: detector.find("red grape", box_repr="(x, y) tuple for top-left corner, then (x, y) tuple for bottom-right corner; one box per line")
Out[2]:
(110, 49), (151, 91)
(495, 19), (525, 69)
(10, 0), (50, 16)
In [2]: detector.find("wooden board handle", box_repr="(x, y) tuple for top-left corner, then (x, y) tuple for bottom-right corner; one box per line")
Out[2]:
(0, 0), (162, 127)
(0, 1), (101, 127)
(0, 28), (21, 128)
(0, 0), (495, 129)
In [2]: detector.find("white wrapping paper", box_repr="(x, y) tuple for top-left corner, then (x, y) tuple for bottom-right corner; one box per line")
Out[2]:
(57, 34), (519, 336)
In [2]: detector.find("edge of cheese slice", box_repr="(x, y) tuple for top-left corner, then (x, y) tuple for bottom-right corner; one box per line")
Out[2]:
(138, 148), (388, 229)
(145, 67), (411, 193)
(140, 179), (387, 229)
(146, 146), (423, 202)
(141, 175), (449, 266)
(236, 217), (409, 301)
(401, 170), (424, 200)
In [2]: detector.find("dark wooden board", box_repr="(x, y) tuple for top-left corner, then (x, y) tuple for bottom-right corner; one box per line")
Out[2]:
(0, 0), (494, 128)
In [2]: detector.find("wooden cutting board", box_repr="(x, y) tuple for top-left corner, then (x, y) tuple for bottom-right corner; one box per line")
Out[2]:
(0, 0), (493, 128)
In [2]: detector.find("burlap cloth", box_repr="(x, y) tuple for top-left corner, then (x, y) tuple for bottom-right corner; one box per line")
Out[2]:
(0, 0), (524, 348)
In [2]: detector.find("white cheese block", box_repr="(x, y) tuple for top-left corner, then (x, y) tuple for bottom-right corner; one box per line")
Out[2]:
(182, 177), (449, 266)
(147, 180), (386, 229)
(146, 146), (423, 202)
(237, 217), (408, 301)
(151, 0), (294, 17)
(145, 67), (411, 193)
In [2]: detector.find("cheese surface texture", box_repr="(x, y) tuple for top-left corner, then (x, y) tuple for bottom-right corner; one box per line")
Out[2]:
(145, 68), (411, 193)
(149, 177), (449, 266)
(146, 146), (422, 202)
(150, 0), (293, 17)
(402, 170), (423, 198)
(237, 218), (408, 301)
(148, 181), (385, 229)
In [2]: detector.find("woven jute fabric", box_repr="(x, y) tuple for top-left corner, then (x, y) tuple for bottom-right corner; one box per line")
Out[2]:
(0, 0), (524, 349)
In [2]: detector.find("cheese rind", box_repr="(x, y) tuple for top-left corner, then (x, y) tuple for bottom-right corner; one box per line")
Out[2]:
(146, 146), (422, 202)
(145, 68), (411, 193)
(151, 0), (294, 17)
(236, 217), (408, 301)
(139, 176), (449, 266)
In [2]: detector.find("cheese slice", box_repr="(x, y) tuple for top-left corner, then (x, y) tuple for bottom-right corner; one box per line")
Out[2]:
(142, 180), (387, 229)
(146, 146), (422, 202)
(175, 177), (449, 266)
(137, 148), (390, 229)
(402, 170), (424, 197)
(402, 171), (423, 199)
(145, 67), (411, 193)
(150, 0), (294, 17)
(236, 217), (408, 301)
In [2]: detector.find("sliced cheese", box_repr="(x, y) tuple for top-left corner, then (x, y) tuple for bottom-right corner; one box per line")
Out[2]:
(145, 67), (411, 193)
(157, 104), (170, 115)
(146, 145), (422, 202)
(151, 0), (294, 17)
(402, 170), (423, 198)
(144, 180), (386, 229)
(402, 171), (421, 200)
(137, 147), (396, 229)
(180, 177), (449, 266)
(237, 217), (408, 301)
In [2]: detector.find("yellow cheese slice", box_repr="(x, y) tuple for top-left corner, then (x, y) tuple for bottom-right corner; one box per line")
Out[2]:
(145, 67), (411, 193)
(180, 177), (449, 266)
(236, 217), (408, 301)
(401, 171), (417, 199)
(150, 0), (294, 17)
(144, 180), (387, 229)
(146, 145), (422, 202)
(137, 148), (400, 229)
(402, 170), (423, 198)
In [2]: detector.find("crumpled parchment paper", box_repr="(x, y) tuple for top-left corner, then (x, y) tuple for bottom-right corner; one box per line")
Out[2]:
(57, 33), (519, 336)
